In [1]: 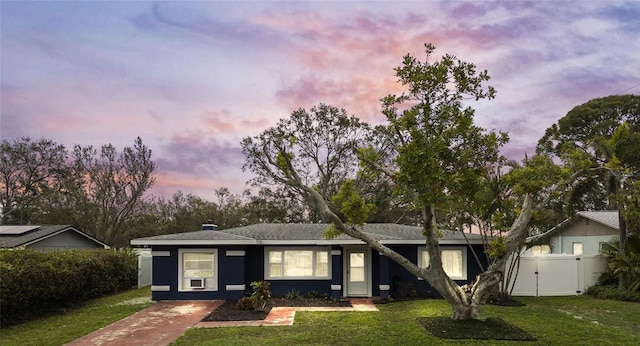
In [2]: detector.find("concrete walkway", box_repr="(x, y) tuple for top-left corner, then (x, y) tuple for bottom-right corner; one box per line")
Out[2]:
(65, 300), (222, 346)
(65, 299), (378, 346)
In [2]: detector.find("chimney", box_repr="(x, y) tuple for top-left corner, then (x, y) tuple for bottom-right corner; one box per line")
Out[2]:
(202, 220), (218, 231)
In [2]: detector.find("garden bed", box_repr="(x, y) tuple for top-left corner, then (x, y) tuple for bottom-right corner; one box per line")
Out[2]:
(201, 297), (351, 321)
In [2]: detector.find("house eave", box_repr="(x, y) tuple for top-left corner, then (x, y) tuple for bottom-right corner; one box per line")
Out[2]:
(130, 238), (484, 246)
(130, 239), (258, 246)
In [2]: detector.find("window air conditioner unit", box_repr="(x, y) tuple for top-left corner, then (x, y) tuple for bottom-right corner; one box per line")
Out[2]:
(190, 278), (205, 289)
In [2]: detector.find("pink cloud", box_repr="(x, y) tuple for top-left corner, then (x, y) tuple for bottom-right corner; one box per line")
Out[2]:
(202, 110), (236, 132)
(152, 172), (250, 199)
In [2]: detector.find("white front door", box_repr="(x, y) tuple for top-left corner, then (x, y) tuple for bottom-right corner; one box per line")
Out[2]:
(346, 249), (368, 296)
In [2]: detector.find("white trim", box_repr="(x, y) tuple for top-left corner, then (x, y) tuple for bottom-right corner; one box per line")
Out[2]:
(226, 250), (245, 257)
(178, 248), (218, 292)
(331, 284), (342, 291)
(331, 249), (342, 256)
(151, 251), (170, 257)
(379, 284), (390, 291)
(418, 246), (467, 281)
(151, 285), (171, 292)
(264, 246), (331, 280)
(226, 284), (246, 291)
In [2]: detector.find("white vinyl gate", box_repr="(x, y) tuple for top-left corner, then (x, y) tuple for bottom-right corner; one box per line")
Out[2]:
(509, 255), (606, 296)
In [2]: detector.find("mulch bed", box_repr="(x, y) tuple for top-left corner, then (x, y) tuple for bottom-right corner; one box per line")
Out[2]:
(418, 316), (536, 341)
(201, 298), (352, 321)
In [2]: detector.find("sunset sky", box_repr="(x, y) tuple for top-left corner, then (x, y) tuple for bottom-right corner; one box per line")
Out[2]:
(2, 1), (639, 200)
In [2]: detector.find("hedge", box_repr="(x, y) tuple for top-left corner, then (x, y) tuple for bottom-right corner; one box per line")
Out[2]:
(585, 284), (640, 302)
(0, 248), (138, 326)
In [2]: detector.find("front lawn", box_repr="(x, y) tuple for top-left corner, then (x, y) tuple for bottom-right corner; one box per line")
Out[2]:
(173, 296), (640, 345)
(0, 287), (152, 346)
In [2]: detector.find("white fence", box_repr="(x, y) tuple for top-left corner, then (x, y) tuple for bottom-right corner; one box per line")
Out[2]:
(509, 254), (606, 296)
(136, 249), (152, 288)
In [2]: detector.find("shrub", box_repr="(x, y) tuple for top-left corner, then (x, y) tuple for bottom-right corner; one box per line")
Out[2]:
(284, 289), (301, 299)
(0, 248), (137, 326)
(250, 281), (271, 311)
(585, 284), (640, 302)
(394, 280), (417, 298)
(236, 297), (256, 310)
(307, 290), (319, 298)
(600, 235), (640, 292)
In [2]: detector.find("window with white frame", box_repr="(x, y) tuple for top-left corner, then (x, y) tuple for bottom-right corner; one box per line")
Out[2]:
(418, 247), (467, 280)
(265, 247), (330, 279)
(572, 242), (583, 255)
(178, 249), (218, 291)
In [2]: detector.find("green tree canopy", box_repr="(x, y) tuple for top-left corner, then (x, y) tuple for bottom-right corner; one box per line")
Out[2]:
(242, 44), (538, 320)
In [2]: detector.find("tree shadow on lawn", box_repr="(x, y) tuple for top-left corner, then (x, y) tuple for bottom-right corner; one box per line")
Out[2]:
(418, 317), (536, 341)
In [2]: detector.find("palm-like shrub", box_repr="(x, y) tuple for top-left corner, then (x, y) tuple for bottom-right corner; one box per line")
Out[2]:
(601, 234), (640, 292)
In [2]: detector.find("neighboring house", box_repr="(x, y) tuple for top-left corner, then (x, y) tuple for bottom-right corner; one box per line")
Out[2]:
(509, 211), (617, 296)
(527, 211), (619, 256)
(130, 223), (489, 301)
(0, 225), (110, 252)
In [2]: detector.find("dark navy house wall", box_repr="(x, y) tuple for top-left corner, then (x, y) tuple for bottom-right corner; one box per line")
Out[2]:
(385, 244), (489, 298)
(244, 246), (264, 284)
(151, 245), (247, 301)
(151, 243), (489, 300)
(245, 245), (333, 297)
(150, 246), (175, 301)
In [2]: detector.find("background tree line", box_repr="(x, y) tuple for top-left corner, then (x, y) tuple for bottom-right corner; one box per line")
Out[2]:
(0, 136), (412, 247)
(2, 98), (639, 251)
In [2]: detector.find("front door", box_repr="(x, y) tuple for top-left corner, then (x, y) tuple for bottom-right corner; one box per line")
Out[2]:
(346, 249), (368, 296)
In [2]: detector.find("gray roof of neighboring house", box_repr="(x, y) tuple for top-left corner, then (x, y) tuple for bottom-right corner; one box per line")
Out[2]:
(130, 223), (485, 246)
(527, 210), (619, 243)
(0, 225), (110, 249)
(577, 211), (619, 230)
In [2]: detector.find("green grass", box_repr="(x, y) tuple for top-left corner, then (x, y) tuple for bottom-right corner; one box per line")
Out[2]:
(2, 292), (639, 345)
(0, 287), (152, 346)
(173, 296), (640, 345)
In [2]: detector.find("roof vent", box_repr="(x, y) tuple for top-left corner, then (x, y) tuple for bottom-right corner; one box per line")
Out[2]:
(202, 221), (218, 231)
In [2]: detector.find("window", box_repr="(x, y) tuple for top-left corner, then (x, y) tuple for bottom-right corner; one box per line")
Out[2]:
(418, 247), (467, 280)
(178, 249), (217, 291)
(599, 242), (608, 254)
(532, 245), (551, 255)
(265, 247), (330, 279)
(573, 242), (583, 255)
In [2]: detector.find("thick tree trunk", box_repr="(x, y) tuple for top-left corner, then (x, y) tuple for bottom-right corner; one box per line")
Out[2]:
(440, 195), (534, 320)
(302, 181), (534, 320)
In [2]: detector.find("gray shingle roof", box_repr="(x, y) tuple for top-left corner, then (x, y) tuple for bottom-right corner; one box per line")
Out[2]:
(0, 225), (109, 248)
(527, 210), (619, 243)
(577, 211), (619, 230)
(130, 223), (484, 246)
